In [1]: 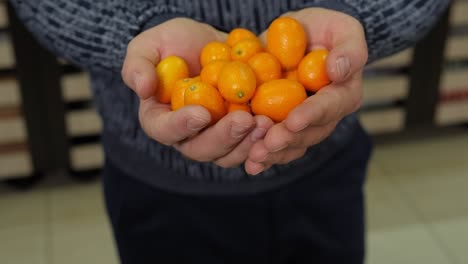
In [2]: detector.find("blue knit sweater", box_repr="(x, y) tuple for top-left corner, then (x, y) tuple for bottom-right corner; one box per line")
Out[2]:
(10, 0), (450, 194)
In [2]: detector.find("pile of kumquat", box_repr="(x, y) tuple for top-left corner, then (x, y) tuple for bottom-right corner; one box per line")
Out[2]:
(155, 16), (331, 123)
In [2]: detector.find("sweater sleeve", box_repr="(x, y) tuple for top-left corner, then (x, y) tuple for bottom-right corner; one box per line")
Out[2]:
(8, 0), (186, 71)
(301, 0), (451, 63)
(8, 0), (452, 70)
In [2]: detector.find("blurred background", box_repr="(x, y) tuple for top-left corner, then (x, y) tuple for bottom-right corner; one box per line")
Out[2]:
(0, 0), (467, 263)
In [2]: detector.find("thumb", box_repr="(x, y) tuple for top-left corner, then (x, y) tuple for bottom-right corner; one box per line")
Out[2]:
(326, 32), (368, 82)
(122, 34), (161, 100)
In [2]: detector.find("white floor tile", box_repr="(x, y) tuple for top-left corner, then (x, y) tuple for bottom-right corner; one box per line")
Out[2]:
(366, 224), (452, 264)
(0, 189), (47, 229)
(49, 181), (118, 263)
(0, 224), (48, 264)
(51, 220), (118, 264)
(429, 216), (468, 264)
(49, 181), (107, 225)
(365, 162), (422, 231)
(387, 165), (468, 222)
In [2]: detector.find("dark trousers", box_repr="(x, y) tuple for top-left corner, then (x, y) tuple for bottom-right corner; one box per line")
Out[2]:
(103, 126), (372, 264)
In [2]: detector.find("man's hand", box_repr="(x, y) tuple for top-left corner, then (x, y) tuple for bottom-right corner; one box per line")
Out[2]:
(122, 18), (273, 167)
(245, 8), (368, 175)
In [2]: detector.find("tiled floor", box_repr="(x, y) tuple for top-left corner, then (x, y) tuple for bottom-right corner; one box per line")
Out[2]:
(0, 175), (118, 264)
(0, 131), (467, 263)
(365, 132), (468, 264)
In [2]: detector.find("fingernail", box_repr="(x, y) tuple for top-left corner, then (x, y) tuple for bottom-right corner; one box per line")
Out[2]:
(231, 124), (251, 138)
(249, 163), (265, 176)
(187, 118), (208, 131)
(250, 128), (267, 142)
(335, 57), (350, 80)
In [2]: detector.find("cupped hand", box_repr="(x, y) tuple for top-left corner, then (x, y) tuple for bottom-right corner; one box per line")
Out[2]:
(245, 8), (369, 175)
(122, 18), (273, 167)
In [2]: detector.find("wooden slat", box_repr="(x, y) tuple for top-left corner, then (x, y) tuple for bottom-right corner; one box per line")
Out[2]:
(0, 66), (15, 77)
(0, 141), (28, 154)
(0, 105), (21, 119)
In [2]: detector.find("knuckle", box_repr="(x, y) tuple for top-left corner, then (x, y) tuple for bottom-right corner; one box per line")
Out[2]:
(126, 38), (139, 53)
(288, 113), (307, 132)
(323, 88), (344, 120)
(121, 62), (131, 85)
(290, 134), (305, 148)
(314, 99), (329, 122)
(278, 134), (296, 150)
(140, 110), (170, 146)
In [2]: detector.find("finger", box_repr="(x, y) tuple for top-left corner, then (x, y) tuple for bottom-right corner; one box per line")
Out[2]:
(214, 115), (274, 168)
(262, 123), (294, 153)
(248, 131), (309, 165)
(285, 80), (362, 132)
(139, 98), (211, 145)
(245, 147), (306, 176)
(176, 111), (255, 162)
(247, 139), (270, 164)
(244, 159), (268, 176)
(264, 122), (337, 152)
(122, 30), (164, 99)
(261, 147), (308, 167)
(326, 18), (368, 82)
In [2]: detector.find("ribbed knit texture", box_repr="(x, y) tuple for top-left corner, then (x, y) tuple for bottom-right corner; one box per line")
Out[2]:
(11, 0), (450, 69)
